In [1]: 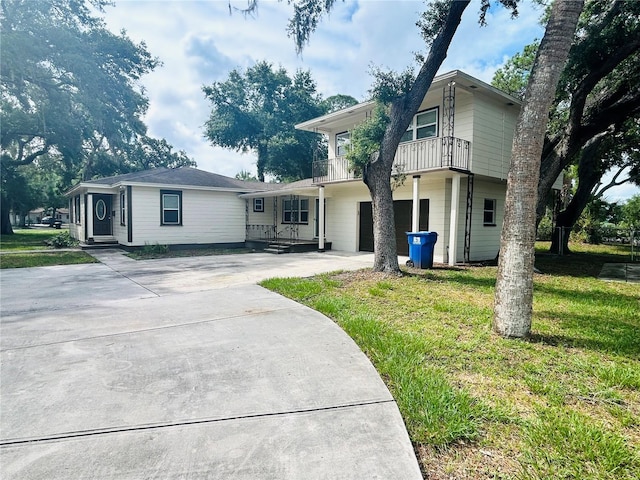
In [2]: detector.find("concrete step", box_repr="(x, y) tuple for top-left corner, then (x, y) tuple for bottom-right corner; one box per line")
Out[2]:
(80, 241), (119, 250)
(264, 245), (291, 254)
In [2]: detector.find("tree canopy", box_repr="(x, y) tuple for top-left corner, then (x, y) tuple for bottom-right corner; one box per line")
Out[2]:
(203, 61), (354, 182)
(0, 0), (194, 233)
(491, 0), (640, 253)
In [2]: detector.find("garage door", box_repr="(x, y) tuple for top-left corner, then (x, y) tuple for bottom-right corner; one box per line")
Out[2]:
(359, 199), (429, 256)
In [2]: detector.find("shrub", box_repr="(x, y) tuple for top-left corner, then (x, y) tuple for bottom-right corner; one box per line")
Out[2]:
(141, 243), (169, 255)
(537, 214), (553, 241)
(45, 231), (79, 248)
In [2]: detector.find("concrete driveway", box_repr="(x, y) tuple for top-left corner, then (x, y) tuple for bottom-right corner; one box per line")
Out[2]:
(0, 250), (422, 479)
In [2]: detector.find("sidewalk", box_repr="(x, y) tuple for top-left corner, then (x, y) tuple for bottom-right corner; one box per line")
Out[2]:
(599, 263), (640, 283)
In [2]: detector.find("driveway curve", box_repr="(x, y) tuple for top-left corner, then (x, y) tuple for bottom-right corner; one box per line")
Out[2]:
(0, 250), (421, 479)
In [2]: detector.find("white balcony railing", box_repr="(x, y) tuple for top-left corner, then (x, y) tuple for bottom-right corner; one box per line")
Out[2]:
(312, 136), (470, 184)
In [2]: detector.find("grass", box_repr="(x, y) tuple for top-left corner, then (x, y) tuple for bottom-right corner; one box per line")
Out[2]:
(0, 251), (98, 269)
(0, 227), (63, 251)
(0, 228), (97, 269)
(261, 242), (640, 479)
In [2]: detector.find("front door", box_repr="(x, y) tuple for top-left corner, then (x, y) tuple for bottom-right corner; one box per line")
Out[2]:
(93, 194), (112, 236)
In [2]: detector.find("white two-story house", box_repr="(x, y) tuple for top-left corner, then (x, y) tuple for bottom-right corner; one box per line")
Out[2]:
(66, 70), (559, 265)
(242, 70), (558, 264)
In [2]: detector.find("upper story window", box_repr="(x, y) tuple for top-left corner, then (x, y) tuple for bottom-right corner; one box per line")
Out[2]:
(336, 131), (350, 156)
(161, 190), (182, 226)
(483, 198), (497, 226)
(400, 107), (438, 143)
(283, 197), (309, 224)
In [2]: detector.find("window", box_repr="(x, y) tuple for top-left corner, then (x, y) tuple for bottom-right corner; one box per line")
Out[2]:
(483, 199), (497, 226)
(253, 198), (264, 212)
(336, 131), (350, 156)
(161, 190), (182, 225)
(74, 196), (81, 223)
(283, 197), (309, 224)
(120, 190), (126, 226)
(400, 107), (438, 143)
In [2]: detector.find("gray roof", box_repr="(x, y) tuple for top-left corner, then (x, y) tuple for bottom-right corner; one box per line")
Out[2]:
(83, 167), (281, 192)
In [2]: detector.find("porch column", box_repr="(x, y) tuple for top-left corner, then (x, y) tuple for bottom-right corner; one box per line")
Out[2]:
(87, 193), (94, 241)
(318, 186), (325, 252)
(412, 175), (421, 232)
(449, 174), (461, 266)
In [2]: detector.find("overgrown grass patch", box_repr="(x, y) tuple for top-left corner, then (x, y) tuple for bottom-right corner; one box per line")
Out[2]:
(261, 243), (640, 479)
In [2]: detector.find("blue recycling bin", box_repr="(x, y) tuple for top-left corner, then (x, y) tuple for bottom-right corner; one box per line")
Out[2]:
(406, 231), (438, 269)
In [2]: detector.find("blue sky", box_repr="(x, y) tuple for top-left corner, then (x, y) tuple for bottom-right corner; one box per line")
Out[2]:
(103, 0), (637, 201)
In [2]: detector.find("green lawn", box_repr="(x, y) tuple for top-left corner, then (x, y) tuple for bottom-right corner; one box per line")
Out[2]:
(0, 251), (99, 269)
(261, 243), (640, 479)
(0, 228), (97, 268)
(0, 227), (63, 251)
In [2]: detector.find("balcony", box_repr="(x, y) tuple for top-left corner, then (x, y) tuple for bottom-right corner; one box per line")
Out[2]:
(312, 136), (470, 184)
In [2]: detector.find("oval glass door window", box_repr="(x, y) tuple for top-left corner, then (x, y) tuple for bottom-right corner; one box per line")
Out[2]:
(95, 199), (107, 221)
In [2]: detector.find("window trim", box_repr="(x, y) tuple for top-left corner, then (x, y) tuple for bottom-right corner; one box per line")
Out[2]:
(74, 195), (81, 224)
(282, 197), (309, 225)
(400, 107), (439, 143)
(120, 190), (126, 226)
(160, 189), (182, 226)
(483, 198), (497, 226)
(253, 198), (264, 212)
(336, 131), (350, 156)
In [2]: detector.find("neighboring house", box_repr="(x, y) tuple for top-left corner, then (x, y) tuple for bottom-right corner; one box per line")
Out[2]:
(65, 70), (561, 265)
(10, 208), (69, 226)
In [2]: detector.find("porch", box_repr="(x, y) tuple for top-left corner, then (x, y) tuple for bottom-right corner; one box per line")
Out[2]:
(242, 184), (329, 253)
(312, 136), (470, 184)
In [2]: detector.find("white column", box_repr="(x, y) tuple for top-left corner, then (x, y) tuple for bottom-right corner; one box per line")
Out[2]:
(318, 186), (325, 252)
(87, 194), (94, 241)
(449, 174), (461, 266)
(412, 175), (421, 232)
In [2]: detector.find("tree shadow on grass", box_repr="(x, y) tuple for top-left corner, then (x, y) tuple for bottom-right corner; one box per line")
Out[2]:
(402, 266), (497, 290)
(529, 311), (640, 358)
(535, 252), (628, 279)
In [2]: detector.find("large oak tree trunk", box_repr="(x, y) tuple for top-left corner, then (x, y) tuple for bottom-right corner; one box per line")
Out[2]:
(494, 0), (583, 338)
(364, 157), (397, 272)
(1, 198), (14, 235)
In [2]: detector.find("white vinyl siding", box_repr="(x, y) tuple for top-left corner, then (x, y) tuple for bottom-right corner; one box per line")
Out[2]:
(468, 181), (505, 261)
(470, 93), (518, 179)
(129, 187), (246, 246)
